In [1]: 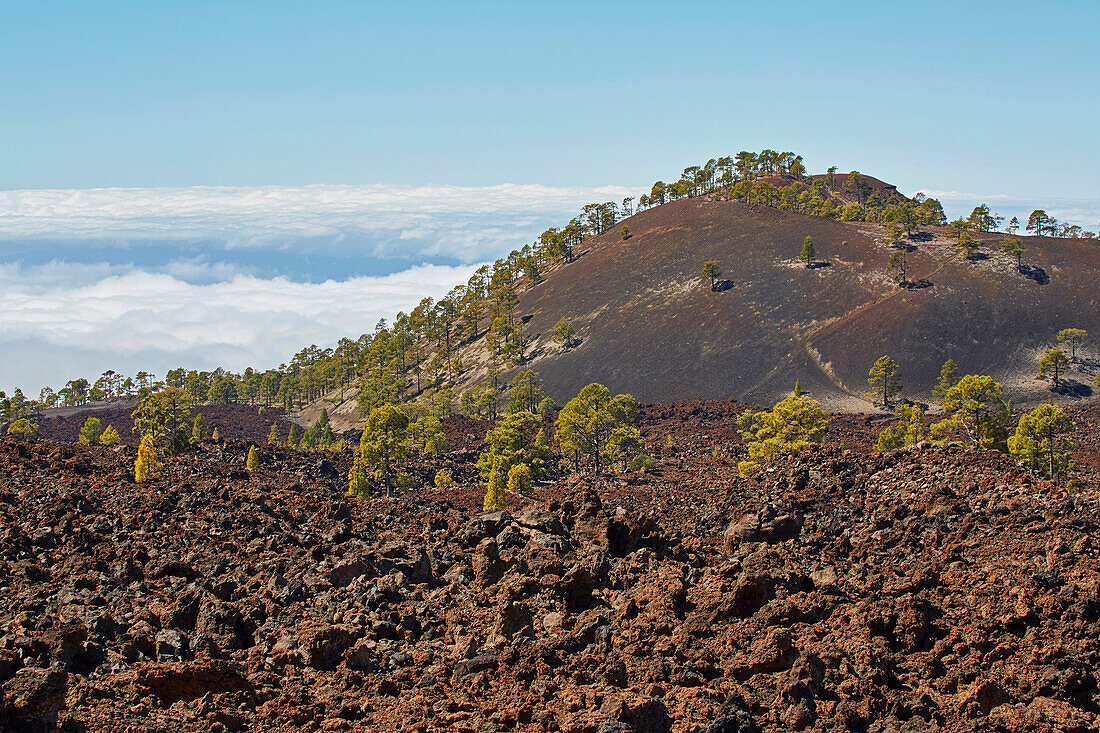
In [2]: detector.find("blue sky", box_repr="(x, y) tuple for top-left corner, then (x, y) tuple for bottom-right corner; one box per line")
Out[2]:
(1, 1), (1098, 393)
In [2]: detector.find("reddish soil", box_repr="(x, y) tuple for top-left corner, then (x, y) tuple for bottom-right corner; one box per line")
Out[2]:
(2, 401), (1100, 732)
(34, 405), (292, 446)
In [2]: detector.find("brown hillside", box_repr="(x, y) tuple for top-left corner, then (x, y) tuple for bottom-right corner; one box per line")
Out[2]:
(305, 191), (1099, 431)
(477, 196), (1099, 411)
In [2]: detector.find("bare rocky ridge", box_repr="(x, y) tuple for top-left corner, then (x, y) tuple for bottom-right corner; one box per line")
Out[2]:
(2, 407), (1099, 731)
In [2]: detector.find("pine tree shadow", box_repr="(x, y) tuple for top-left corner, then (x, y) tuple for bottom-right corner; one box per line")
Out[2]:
(1052, 380), (1092, 398)
(909, 231), (934, 242)
(904, 279), (934, 290)
(807, 261), (831, 270)
(1019, 265), (1049, 285)
(713, 279), (736, 291)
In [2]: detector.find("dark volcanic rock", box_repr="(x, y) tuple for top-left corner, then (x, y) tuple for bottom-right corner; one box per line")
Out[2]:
(1, 430), (1100, 732)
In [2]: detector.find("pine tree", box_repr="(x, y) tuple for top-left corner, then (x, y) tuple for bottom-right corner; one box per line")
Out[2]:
(701, 260), (722, 290)
(287, 423), (299, 448)
(483, 461), (507, 511)
(553, 318), (577, 351)
(99, 425), (122, 445)
(211, 426), (221, 441)
(866, 356), (902, 407)
(930, 375), (1010, 450)
(800, 236), (815, 267)
(348, 456), (369, 499)
(1008, 404), (1075, 479)
(246, 445), (259, 472)
(555, 383), (638, 474)
(191, 413), (207, 443)
(267, 422), (280, 446)
(506, 463), (532, 494)
(359, 404), (409, 497)
(1057, 328), (1087, 363)
(134, 433), (162, 482)
(999, 237), (1026, 269)
(932, 359), (960, 407)
(737, 395), (828, 463)
(1039, 348), (1069, 386)
(78, 417), (104, 445)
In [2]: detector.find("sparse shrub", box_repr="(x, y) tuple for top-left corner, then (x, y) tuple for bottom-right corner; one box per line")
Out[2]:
(99, 425), (121, 445)
(246, 445), (259, 472)
(631, 454), (658, 473)
(211, 426), (220, 441)
(134, 433), (162, 482)
(483, 462), (507, 511)
(507, 463), (532, 494)
(738, 460), (761, 477)
(434, 469), (453, 488)
(7, 418), (39, 436)
(78, 417), (104, 445)
(330, 439), (348, 452)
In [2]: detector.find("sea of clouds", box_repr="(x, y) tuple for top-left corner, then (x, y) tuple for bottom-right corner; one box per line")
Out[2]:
(2, 181), (1093, 396)
(0, 182), (638, 394)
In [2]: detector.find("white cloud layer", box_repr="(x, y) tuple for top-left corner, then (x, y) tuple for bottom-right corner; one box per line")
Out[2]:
(0, 261), (483, 394)
(0, 182), (641, 263)
(918, 190), (1100, 231)
(0, 180), (646, 393)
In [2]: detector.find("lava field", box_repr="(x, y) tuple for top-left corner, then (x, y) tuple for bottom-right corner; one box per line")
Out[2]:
(1, 408), (1099, 732)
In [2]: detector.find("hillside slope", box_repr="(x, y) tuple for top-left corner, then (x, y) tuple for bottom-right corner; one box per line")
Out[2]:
(304, 190), (1099, 430)
(481, 196), (1097, 411)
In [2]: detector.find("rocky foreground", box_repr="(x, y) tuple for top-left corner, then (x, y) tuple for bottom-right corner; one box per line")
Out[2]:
(1, 432), (1099, 732)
